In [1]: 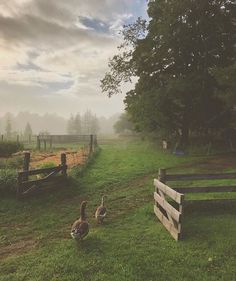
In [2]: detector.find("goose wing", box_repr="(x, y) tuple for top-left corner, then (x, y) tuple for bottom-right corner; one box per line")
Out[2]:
(71, 220), (89, 239)
(95, 206), (107, 218)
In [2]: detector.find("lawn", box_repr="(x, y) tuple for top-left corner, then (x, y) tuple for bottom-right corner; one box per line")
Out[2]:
(0, 139), (236, 281)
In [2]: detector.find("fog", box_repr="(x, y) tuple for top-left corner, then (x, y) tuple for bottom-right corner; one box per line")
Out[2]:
(0, 111), (121, 135)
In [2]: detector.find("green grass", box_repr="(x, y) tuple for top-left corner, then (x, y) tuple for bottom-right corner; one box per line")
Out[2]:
(0, 140), (236, 281)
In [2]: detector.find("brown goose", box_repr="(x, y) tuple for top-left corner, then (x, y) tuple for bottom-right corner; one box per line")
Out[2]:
(71, 201), (89, 240)
(95, 195), (107, 223)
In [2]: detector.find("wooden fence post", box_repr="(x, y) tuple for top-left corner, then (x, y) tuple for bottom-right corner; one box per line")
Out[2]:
(94, 135), (97, 147)
(61, 153), (67, 177)
(18, 152), (30, 197)
(89, 134), (94, 154)
(158, 168), (166, 184)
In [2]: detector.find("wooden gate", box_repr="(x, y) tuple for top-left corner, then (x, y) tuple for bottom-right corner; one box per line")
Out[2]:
(154, 178), (184, 241)
(17, 152), (67, 197)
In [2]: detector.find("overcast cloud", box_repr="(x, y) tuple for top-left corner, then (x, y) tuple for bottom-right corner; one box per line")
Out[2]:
(0, 0), (147, 117)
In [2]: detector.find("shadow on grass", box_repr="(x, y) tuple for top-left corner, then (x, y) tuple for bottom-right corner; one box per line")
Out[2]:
(183, 202), (236, 241)
(74, 236), (105, 255)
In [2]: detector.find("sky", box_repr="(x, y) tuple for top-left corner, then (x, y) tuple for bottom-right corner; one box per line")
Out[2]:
(0, 0), (148, 118)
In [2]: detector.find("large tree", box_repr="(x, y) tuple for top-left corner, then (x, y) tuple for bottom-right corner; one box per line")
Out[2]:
(101, 0), (235, 146)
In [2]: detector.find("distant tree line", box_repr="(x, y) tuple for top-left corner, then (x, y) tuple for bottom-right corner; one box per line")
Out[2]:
(67, 110), (100, 135)
(101, 0), (235, 148)
(0, 111), (121, 138)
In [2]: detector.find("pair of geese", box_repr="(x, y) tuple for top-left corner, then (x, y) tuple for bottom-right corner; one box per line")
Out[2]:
(71, 195), (107, 240)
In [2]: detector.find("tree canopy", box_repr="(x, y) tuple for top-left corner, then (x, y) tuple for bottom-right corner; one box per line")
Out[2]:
(101, 0), (235, 146)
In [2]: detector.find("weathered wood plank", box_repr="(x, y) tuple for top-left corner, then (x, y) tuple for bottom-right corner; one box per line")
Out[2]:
(154, 179), (184, 204)
(19, 166), (63, 177)
(174, 185), (236, 193)
(21, 170), (60, 186)
(154, 192), (181, 223)
(154, 205), (180, 241)
(166, 173), (236, 181)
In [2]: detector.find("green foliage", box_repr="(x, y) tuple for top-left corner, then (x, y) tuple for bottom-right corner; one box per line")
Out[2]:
(113, 113), (135, 135)
(0, 156), (24, 169)
(0, 169), (17, 195)
(0, 141), (24, 157)
(101, 0), (235, 147)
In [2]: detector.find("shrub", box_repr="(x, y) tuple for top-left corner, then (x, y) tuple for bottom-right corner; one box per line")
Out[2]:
(0, 141), (24, 157)
(0, 169), (17, 195)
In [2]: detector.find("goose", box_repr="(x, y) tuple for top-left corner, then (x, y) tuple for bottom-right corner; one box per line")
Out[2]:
(95, 195), (107, 223)
(71, 201), (89, 240)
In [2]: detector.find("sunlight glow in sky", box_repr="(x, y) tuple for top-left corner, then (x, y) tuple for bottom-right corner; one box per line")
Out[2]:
(0, 0), (148, 117)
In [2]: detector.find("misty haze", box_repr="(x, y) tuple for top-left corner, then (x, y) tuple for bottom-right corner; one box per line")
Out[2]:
(0, 1), (235, 281)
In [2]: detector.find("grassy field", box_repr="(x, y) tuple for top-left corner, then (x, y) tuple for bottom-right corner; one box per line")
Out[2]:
(0, 139), (236, 281)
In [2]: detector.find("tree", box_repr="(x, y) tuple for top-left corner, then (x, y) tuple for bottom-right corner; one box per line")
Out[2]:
(74, 113), (82, 134)
(113, 113), (134, 135)
(101, 0), (235, 146)
(67, 114), (81, 134)
(24, 122), (33, 139)
(82, 110), (94, 134)
(5, 116), (12, 138)
(90, 115), (100, 134)
(67, 115), (75, 134)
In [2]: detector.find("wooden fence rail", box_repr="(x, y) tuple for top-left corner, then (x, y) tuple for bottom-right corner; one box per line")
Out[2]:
(153, 168), (236, 241)
(154, 178), (184, 241)
(17, 152), (67, 198)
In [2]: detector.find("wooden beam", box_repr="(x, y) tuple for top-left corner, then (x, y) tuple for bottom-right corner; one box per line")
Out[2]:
(154, 205), (180, 241)
(61, 153), (67, 177)
(166, 173), (236, 181)
(154, 192), (181, 223)
(174, 185), (236, 193)
(19, 166), (62, 177)
(154, 179), (184, 204)
(21, 170), (61, 186)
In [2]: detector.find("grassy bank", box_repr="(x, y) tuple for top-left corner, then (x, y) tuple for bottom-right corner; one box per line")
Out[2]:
(0, 140), (236, 281)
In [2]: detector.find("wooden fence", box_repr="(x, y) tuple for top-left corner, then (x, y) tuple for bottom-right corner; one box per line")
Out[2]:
(154, 168), (236, 241)
(36, 134), (97, 151)
(17, 152), (67, 198)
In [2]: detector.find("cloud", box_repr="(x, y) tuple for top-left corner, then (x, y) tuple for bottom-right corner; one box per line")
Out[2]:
(0, 0), (147, 117)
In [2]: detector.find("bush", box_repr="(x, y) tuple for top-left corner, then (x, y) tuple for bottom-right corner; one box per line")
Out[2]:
(0, 141), (24, 157)
(0, 169), (17, 195)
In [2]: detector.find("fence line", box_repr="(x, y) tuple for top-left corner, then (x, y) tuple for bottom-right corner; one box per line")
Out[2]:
(153, 168), (236, 241)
